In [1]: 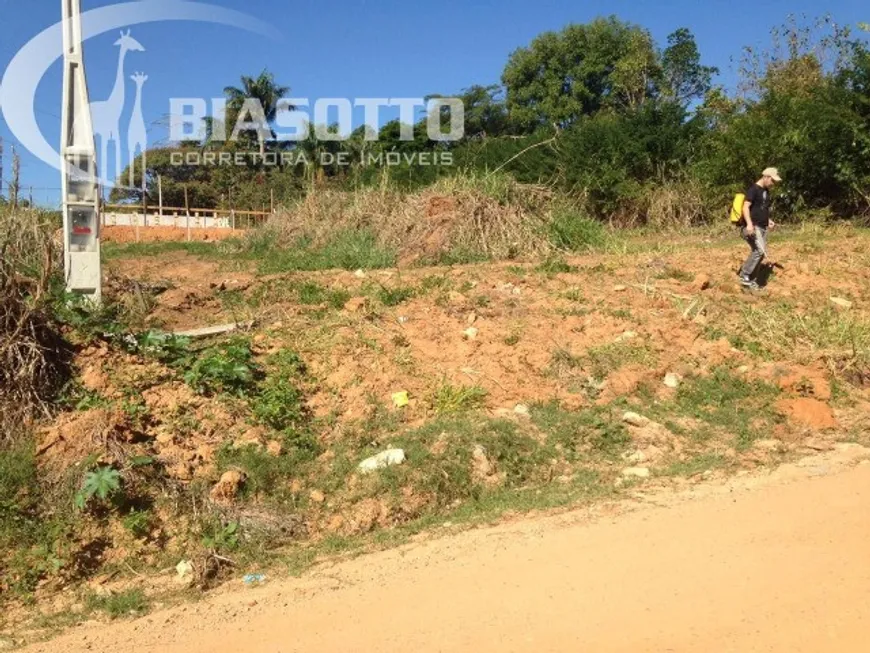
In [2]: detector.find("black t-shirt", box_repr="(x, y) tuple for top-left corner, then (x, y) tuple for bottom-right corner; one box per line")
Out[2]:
(744, 183), (770, 228)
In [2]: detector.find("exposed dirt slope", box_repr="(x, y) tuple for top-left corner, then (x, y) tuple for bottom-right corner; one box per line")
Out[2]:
(21, 445), (870, 653)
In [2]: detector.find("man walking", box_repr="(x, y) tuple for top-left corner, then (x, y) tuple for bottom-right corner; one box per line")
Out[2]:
(738, 167), (781, 290)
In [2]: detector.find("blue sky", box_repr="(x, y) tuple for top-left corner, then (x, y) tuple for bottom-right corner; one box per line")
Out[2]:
(0, 0), (867, 206)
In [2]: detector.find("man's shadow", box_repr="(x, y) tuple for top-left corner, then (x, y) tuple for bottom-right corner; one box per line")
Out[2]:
(755, 262), (783, 287)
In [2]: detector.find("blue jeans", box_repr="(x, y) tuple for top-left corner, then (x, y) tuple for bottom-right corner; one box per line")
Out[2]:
(739, 226), (768, 279)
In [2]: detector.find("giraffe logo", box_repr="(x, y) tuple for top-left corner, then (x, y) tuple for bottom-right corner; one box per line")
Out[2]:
(129, 72), (149, 191)
(87, 30), (145, 190)
(0, 1), (280, 193)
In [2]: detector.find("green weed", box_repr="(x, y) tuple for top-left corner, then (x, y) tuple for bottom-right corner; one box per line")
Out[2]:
(183, 338), (257, 396)
(430, 383), (488, 414)
(377, 285), (416, 307)
(85, 589), (150, 619)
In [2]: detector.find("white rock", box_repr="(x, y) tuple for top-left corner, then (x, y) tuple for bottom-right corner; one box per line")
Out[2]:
(358, 449), (406, 474)
(354, 269), (367, 279)
(175, 560), (194, 580)
(622, 411), (650, 427)
(623, 450), (647, 464)
(514, 404), (530, 417)
(829, 296), (853, 310)
(463, 327), (479, 340)
(621, 467), (650, 479)
(615, 331), (637, 343)
(613, 285), (628, 292)
(664, 373), (681, 389)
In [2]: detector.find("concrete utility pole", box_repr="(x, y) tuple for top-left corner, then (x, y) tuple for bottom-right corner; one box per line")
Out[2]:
(61, 0), (102, 303)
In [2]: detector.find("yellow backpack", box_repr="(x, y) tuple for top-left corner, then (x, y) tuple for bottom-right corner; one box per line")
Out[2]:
(729, 193), (745, 224)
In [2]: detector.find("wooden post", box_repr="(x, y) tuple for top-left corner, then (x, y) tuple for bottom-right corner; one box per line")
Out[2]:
(184, 185), (191, 242)
(270, 188), (275, 214)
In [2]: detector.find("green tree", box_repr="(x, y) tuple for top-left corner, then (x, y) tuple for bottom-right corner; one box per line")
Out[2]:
(502, 17), (662, 130)
(224, 69), (291, 156)
(661, 28), (719, 105)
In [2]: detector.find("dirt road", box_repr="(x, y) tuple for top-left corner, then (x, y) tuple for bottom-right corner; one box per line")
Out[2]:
(24, 448), (870, 653)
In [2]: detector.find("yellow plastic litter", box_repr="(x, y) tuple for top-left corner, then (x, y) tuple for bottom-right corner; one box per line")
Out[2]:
(392, 391), (410, 408)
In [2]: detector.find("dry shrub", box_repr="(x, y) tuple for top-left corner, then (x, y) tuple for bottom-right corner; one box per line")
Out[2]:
(644, 182), (706, 229)
(0, 209), (70, 439)
(266, 174), (556, 265)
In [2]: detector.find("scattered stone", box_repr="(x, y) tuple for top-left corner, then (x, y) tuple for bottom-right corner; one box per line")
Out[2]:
(693, 273), (712, 291)
(737, 365), (750, 374)
(829, 296), (853, 310)
(776, 398), (838, 430)
(467, 312), (478, 326)
(309, 490), (325, 504)
(266, 441), (283, 457)
(354, 269), (366, 279)
(622, 411), (650, 427)
(344, 297), (367, 312)
(663, 373), (682, 389)
(391, 391), (410, 408)
(463, 327), (479, 340)
(514, 404), (530, 418)
(471, 445), (493, 479)
(358, 449), (407, 474)
(613, 285), (628, 292)
(397, 316), (409, 324)
(621, 467), (650, 479)
(210, 470), (244, 503)
(175, 560), (194, 581)
(615, 331), (637, 343)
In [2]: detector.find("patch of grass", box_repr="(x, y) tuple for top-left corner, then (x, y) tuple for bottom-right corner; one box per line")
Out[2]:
(583, 342), (655, 379)
(609, 308), (633, 320)
(295, 282), (350, 309)
(744, 303), (870, 384)
(561, 287), (585, 302)
(257, 230), (397, 274)
(655, 266), (694, 282)
(549, 209), (607, 252)
(530, 401), (631, 459)
(672, 367), (781, 449)
(430, 383), (488, 414)
(536, 256), (578, 276)
(474, 295), (491, 308)
(504, 333), (521, 346)
(85, 589), (149, 619)
(251, 350), (308, 431)
(419, 275), (451, 293)
(376, 285), (416, 307)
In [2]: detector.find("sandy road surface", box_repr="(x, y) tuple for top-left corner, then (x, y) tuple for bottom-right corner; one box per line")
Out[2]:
(24, 447), (870, 653)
